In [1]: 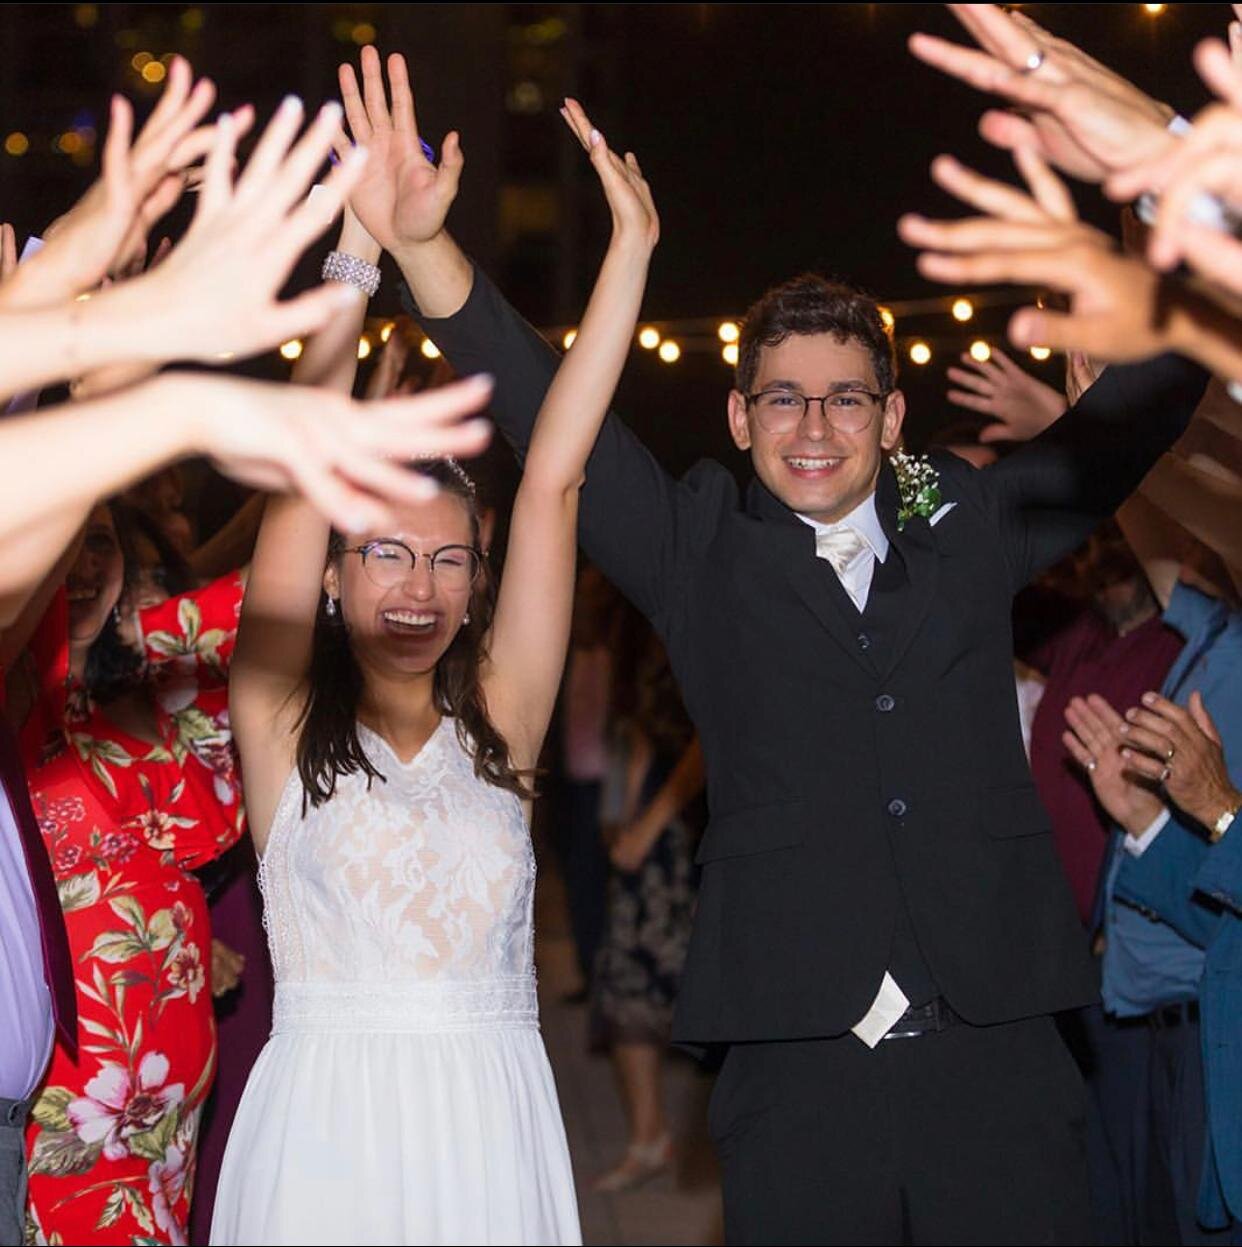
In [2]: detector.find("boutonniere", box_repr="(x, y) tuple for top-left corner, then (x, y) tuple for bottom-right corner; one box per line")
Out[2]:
(890, 450), (942, 532)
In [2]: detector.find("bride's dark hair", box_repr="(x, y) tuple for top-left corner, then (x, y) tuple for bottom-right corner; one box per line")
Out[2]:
(293, 461), (534, 810)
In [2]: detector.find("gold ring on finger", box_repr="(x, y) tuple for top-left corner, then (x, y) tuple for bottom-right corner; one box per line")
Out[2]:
(1165, 745), (1176, 763)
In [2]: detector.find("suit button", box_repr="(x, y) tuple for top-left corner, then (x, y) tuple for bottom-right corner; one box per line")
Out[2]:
(887, 798), (908, 818)
(875, 694), (895, 713)
(857, 632), (871, 651)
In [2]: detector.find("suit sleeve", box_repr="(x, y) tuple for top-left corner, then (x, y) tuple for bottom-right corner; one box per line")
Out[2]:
(408, 266), (721, 634)
(1195, 823), (1242, 920)
(1115, 816), (1219, 949)
(977, 353), (1208, 593)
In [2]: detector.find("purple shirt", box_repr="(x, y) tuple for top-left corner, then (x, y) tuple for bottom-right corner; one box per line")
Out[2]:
(0, 786), (54, 1100)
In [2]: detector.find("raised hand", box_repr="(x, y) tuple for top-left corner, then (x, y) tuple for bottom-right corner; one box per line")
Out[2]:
(946, 345), (1066, 443)
(1119, 690), (1242, 829)
(909, 5), (1174, 184)
(364, 321), (412, 401)
(1062, 694), (1166, 837)
(0, 59), (229, 311)
(106, 96), (370, 363)
(898, 151), (1181, 363)
(338, 46), (463, 255)
(185, 371), (492, 534)
(560, 98), (659, 252)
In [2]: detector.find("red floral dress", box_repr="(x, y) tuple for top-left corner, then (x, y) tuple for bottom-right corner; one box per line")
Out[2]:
(21, 573), (245, 1247)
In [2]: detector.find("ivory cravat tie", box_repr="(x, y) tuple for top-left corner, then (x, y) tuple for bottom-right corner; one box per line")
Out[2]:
(814, 525), (867, 577)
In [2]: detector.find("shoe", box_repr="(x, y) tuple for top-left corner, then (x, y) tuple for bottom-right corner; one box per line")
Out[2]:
(590, 1136), (673, 1193)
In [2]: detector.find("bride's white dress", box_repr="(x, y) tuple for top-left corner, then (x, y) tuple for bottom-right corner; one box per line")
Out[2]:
(209, 718), (582, 1245)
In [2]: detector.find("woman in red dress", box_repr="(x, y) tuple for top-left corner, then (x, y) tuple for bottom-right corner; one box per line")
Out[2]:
(15, 504), (244, 1246)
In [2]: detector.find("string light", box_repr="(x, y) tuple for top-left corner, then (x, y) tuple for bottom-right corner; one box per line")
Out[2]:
(379, 322), (395, 343)
(1029, 346), (1052, 361)
(279, 340), (303, 361)
(352, 21), (377, 44)
(951, 298), (974, 323)
(1143, 4), (1166, 14)
(879, 307), (895, 331)
(420, 338), (442, 360)
(141, 61), (167, 84)
(909, 341), (932, 366)
(638, 326), (661, 350)
(722, 342), (739, 366)
(969, 340), (991, 363)
(717, 321), (740, 344)
(562, 329), (577, 350)
(658, 340), (681, 364)
(4, 132), (28, 156)
(131, 51), (152, 71)
(357, 337), (372, 360)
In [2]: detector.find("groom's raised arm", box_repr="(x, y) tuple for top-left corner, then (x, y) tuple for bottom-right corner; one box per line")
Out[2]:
(404, 257), (716, 636)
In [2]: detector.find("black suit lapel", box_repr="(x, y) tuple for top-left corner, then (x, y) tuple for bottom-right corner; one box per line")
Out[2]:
(745, 479), (878, 680)
(871, 462), (940, 680)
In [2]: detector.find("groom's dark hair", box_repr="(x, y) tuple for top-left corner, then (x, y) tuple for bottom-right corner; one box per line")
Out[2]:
(735, 273), (897, 397)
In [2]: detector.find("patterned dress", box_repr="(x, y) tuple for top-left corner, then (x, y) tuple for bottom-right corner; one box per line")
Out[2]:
(21, 574), (244, 1246)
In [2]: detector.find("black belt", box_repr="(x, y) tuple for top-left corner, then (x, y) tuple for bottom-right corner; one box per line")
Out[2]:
(1113, 1000), (1200, 1030)
(881, 996), (961, 1041)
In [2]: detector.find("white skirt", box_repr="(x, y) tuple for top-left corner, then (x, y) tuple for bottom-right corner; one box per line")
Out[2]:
(209, 986), (581, 1246)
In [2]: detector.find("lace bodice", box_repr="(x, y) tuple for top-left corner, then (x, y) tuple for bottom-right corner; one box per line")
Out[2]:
(258, 718), (535, 1002)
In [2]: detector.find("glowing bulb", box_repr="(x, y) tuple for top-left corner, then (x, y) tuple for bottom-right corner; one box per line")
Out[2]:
(352, 21), (377, 44)
(141, 61), (167, 84)
(4, 132), (29, 156)
(951, 297), (974, 323)
(420, 338), (442, 360)
(357, 337), (372, 360)
(379, 322), (395, 343)
(131, 51), (152, 71)
(722, 342), (739, 366)
(279, 340), (303, 361)
(658, 340), (681, 364)
(562, 329), (577, 350)
(638, 326), (660, 350)
(969, 340), (991, 363)
(909, 341), (932, 366)
(717, 321), (740, 344)
(1143, 4), (1166, 14)
(879, 306), (895, 331)
(1029, 345), (1052, 361)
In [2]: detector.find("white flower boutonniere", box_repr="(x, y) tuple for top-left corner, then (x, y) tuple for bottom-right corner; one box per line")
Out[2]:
(890, 450), (942, 532)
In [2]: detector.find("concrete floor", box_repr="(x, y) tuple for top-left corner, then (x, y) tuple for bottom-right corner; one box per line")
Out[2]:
(534, 856), (724, 1246)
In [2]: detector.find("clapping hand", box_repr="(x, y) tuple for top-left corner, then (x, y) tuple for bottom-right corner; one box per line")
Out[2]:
(1063, 694), (1165, 838)
(1118, 691), (1242, 830)
(338, 46), (464, 256)
(559, 98), (659, 253)
(909, 5), (1174, 185)
(946, 345), (1066, 443)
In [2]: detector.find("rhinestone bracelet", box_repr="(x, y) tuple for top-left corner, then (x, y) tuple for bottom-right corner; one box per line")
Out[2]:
(322, 250), (381, 298)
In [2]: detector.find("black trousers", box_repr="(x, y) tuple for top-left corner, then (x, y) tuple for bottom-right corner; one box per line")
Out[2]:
(709, 1014), (1091, 1246)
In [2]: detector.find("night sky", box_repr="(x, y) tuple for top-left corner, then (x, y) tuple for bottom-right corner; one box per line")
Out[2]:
(0, 4), (1231, 475)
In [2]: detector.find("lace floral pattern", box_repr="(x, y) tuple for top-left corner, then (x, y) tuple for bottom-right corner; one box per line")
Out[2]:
(258, 718), (537, 1031)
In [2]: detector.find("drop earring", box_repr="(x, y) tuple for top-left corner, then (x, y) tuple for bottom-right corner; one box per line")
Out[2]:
(325, 597), (338, 617)
(463, 612), (471, 626)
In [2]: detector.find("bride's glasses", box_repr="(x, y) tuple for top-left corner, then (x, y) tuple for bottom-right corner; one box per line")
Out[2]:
(343, 540), (483, 592)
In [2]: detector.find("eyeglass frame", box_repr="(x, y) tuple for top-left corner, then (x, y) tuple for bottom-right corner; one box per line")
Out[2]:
(340, 538), (484, 586)
(742, 385), (892, 435)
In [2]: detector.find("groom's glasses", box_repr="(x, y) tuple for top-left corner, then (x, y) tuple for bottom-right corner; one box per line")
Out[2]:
(745, 387), (888, 435)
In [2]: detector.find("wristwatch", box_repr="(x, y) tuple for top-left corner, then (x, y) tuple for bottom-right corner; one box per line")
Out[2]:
(1211, 800), (1241, 844)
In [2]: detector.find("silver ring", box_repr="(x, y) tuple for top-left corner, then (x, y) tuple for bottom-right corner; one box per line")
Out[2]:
(1018, 48), (1045, 75)
(1086, 759), (1097, 773)
(1160, 764), (1172, 785)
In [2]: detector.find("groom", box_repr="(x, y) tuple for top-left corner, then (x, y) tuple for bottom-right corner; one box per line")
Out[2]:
(339, 48), (1207, 1244)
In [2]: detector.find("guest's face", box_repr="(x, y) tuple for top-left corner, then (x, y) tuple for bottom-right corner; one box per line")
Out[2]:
(66, 506), (124, 645)
(727, 333), (905, 523)
(324, 492), (479, 680)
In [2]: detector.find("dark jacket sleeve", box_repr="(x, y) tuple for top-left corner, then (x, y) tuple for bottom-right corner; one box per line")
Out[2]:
(975, 353), (1208, 592)
(408, 266), (724, 634)
(1195, 821), (1242, 921)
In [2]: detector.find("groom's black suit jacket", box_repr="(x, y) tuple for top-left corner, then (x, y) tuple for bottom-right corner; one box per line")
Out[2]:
(415, 269), (1208, 1044)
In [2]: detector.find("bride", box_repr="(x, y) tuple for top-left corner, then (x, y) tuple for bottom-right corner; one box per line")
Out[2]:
(208, 57), (658, 1246)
